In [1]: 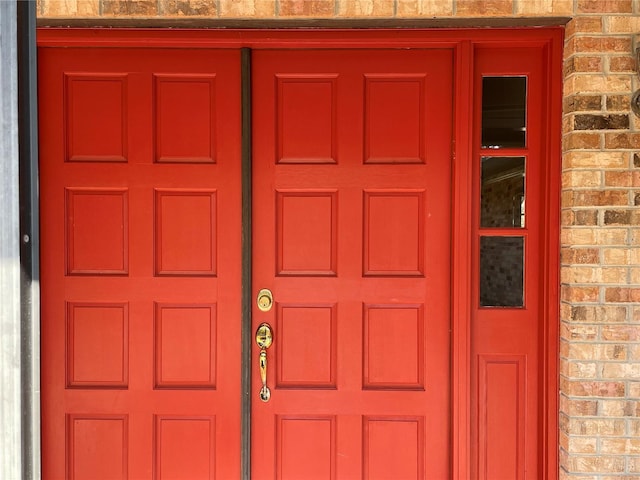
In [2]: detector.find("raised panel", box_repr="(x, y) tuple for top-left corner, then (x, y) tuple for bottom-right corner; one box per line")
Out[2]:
(65, 74), (127, 162)
(66, 188), (128, 275)
(363, 191), (424, 276)
(155, 304), (216, 388)
(276, 416), (336, 480)
(364, 75), (425, 164)
(154, 75), (216, 163)
(363, 305), (424, 389)
(67, 415), (128, 480)
(478, 355), (526, 480)
(277, 191), (337, 276)
(363, 416), (424, 479)
(155, 416), (215, 480)
(276, 75), (337, 164)
(155, 190), (217, 276)
(66, 303), (128, 388)
(276, 304), (336, 388)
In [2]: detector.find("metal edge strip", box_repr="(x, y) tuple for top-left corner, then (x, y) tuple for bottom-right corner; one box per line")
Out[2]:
(240, 47), (252, 480)
(18, 2), (41, 479)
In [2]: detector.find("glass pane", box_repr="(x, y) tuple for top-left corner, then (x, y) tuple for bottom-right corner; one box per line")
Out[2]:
(481, 157), (525, 228)
(480, 236), (524, 307)
(482, 77), (527, 149)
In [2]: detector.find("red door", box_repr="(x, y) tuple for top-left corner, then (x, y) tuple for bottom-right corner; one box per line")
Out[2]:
(39, 48), (243, 478)
(38, 31), (558, 480)
(251, 49), (453, 478)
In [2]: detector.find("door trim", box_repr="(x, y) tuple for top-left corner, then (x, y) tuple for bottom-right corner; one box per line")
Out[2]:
(19, 3), (41, 480)
(452, 39), (475, 479)
(35, 27), (563, 479)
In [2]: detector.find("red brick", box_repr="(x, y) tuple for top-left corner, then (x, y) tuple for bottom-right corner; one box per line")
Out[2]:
(102, 0), (158, 15)
(565, 56), (603, 75)
(605, 288), (640, 302)
(561, 210), (574, 226)
(219, 0), (276, 17)
(456, 0), (513, 16)
(574, 114), (629, 130)
(564, 95), (603, 113)
(609, 56), (636, 73)
(603, 209), (632, 224)
(563, 416), (626, 436)
(606, 95), (631, 111)
(605, 133), (640, 149)
(566, 74), (631, 95)
(602, 37), (633, 52)
(601, 325), (640, 341)
(577, 0), (632, 13)
(566, 17), (604, 36)
(159, 0), (216, 15)
(603, 247), (636, 265)
(564, 380), (626, 397)
(570, 190), (629, 207)
(574, 210), (599, 226)
(563, 360), (598, 379)
(340, 0), (394, 16)
(562, 322), (598, 340)
(279, 0), (334, 16)
(569, 455), (626, 473)
(605, 171), (638, 187)
(565, 151), (628, 168)
(630, 419), (640, 436)
(562, 248), (600, 265)
(570, 37), (631, 54)
(564, 132), (601, 150)
(571, 306), (627, 323)
(561, 286), (600, 303)
(561, 397), (598, 416)
(566, 436), (598, 454)
(564, 37), (590, 56)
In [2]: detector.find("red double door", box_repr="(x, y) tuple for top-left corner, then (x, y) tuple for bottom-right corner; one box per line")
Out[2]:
(40, 37), (553, 479)
(40, 45), (452, 479)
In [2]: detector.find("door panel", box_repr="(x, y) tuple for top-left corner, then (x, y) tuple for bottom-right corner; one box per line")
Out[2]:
(251, 50), (453, 479)
(472, 47), (546, 480)
(39, 48), (242, 479)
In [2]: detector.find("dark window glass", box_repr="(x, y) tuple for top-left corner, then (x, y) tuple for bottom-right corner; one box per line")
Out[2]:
(482, 77), (527, 149)
(480, 236), (524, 307)
(481, 157), (525, 228)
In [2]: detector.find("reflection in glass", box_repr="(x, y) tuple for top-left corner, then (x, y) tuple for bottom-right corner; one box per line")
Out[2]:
(482, 77), (527, 149)
(481, 157), (525, 228)
(480, 236), (524, 307)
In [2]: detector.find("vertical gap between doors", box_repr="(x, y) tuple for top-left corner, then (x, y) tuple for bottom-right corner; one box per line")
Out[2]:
(240, 46), (253, 480)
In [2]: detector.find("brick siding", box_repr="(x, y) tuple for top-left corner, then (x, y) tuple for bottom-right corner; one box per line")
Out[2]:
(37, 0), (640, 477)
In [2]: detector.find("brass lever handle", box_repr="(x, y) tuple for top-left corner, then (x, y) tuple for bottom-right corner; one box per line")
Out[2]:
(255, 323), (273, 402)
(259, 350), (269, 401)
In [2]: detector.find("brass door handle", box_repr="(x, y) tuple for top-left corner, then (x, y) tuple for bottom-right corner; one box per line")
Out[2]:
(255, 323), (273, 402)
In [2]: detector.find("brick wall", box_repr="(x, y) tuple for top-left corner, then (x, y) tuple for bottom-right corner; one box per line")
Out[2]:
(37, 0), (640, 478)
(561, 3), (640, 478)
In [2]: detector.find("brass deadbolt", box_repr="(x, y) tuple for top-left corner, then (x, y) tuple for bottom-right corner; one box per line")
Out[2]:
(257, 289), (273, 312)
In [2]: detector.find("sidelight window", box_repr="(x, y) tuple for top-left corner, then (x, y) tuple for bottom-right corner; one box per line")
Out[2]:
(479, 77), (528, 308)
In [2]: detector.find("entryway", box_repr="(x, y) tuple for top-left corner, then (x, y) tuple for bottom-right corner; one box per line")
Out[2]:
(38, 29), (561, 479)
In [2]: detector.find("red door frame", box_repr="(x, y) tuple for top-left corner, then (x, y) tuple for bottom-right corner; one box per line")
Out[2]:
(37, 27), (563, 479)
